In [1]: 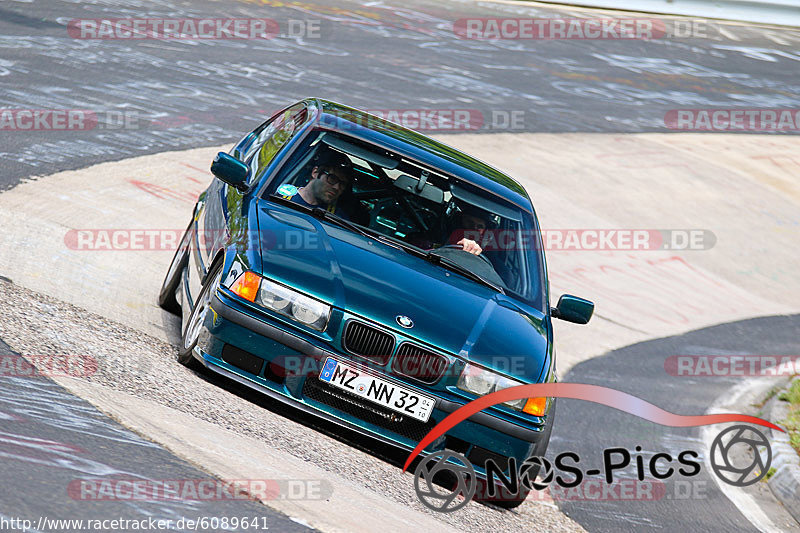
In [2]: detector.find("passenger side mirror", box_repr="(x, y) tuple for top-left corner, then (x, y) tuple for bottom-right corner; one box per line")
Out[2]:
(211, 152), (249, 191)
(551, 294), (594, 324)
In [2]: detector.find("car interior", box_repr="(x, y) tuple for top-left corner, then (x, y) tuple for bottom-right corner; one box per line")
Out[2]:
(266, 130), (541, 305)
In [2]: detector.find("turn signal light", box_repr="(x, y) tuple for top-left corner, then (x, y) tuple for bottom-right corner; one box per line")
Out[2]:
(523, 397), (547, 416)
(230, 271), (261, 302)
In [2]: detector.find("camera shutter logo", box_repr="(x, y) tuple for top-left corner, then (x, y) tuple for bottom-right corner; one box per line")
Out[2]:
(519, 456), (554, 490)
(710, 425), (772, 487)
(413, 451), (476, 512)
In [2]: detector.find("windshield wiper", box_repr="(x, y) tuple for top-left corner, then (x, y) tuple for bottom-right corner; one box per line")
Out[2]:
(269, 193), (312, 213)
(309, 207), (374, 239)
(367, 231), (429, 258)
(270, 194), (394, 245)
(425, 251), (505, 294)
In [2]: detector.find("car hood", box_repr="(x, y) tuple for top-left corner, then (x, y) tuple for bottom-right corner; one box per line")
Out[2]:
(256, 202), (548, 378)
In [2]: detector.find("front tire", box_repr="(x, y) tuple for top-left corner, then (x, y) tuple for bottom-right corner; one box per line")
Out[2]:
(477, 401), (557, 509)
(177, 261), (223, 371)
(158, 222), (193, 314)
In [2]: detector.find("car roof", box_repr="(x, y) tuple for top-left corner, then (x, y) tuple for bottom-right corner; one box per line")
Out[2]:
(302, 98), (533, 212)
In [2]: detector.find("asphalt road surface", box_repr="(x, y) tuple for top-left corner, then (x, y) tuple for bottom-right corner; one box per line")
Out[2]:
(2, 1), (800, 531)
(0, 338), (311, 533)
(2, 0), (800, 188)
(556, 315), (800, 532)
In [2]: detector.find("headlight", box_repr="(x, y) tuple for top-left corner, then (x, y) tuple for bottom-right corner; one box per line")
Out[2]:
(230, 272), (331, 331)
(257, 278), (330, 330)
(459, 363), (496, 395)
(495, 376), (527, 410)
(457, 363), (543, 414)
(257, 279), (293, 312)
(290, 299), (327, 325)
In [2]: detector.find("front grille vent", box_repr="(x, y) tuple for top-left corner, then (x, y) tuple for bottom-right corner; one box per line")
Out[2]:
(343, 321), (394, 365)
(391, 343), (449, 384)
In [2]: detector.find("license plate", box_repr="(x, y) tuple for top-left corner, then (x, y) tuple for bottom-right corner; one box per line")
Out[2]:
(318, 357), (435, 423)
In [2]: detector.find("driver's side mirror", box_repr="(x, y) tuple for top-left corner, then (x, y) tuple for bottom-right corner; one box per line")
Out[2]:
(551, 294), (594, 324)
(211, 152), (249, 191)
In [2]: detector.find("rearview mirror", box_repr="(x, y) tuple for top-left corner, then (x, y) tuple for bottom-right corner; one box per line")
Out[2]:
(393, 174), (444, 204)
(211, 152), (249, 191)
(552, 294), (594, 324)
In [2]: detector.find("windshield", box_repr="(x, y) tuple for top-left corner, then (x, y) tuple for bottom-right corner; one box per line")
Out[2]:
(264, 128), (545, 310)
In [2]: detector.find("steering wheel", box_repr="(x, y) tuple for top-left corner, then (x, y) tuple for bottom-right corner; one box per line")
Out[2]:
(439, 244), (494, 267)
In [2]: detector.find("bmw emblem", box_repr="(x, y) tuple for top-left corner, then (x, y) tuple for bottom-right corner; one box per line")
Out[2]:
(396, 315), (414, 328)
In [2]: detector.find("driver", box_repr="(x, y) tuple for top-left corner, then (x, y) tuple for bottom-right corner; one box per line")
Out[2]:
(409, 203), (488, 256)
(280, 149), (353, 219)
(449, 205), (488, 255)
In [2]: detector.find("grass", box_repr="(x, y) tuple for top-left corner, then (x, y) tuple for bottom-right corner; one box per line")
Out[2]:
(754, 385), (783, 409)
(779, 378), (800, 456)
(779, 378), (800, 403)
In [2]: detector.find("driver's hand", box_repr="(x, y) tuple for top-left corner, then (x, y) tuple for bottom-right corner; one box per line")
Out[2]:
(457, 238), (483, 255)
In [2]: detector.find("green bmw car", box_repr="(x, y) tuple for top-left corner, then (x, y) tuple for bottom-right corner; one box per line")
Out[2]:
(159, 98), (594, 507)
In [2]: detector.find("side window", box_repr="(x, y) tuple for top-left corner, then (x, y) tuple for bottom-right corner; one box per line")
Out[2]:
(241, 104), (308, 185)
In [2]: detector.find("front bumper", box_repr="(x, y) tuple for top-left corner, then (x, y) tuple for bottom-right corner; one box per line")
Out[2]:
(198, 288), (552, 470)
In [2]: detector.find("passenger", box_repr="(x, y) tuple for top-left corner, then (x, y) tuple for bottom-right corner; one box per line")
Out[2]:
(280, 149), (354, 219)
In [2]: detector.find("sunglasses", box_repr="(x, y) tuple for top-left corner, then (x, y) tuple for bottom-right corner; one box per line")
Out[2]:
(318, 169), (351, 188)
